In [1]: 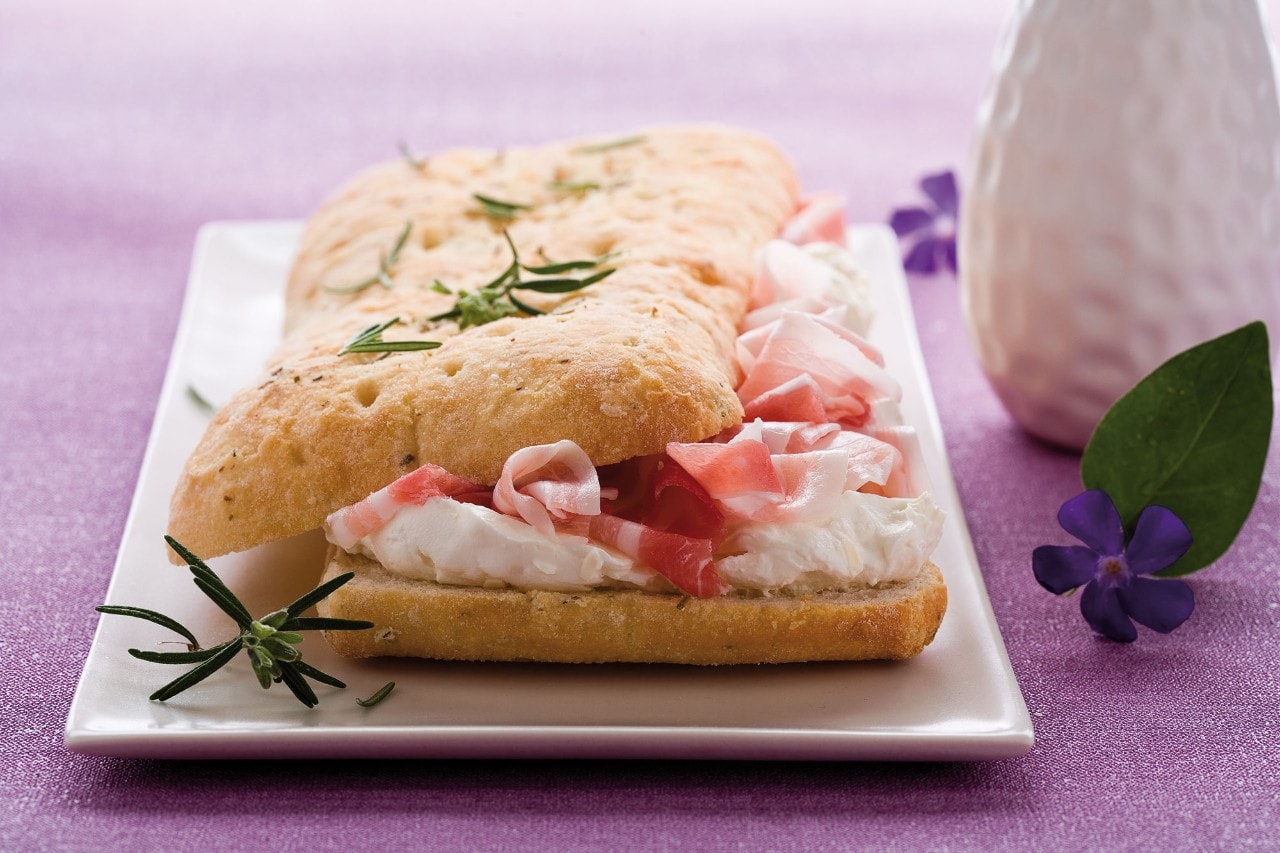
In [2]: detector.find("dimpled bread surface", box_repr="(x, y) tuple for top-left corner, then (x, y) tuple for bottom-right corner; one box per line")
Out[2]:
(168, 127), (800, 559)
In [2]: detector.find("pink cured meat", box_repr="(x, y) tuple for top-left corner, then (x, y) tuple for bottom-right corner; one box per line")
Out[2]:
(588, 514), (725, 598)
(730, 420), (899, 493)
(493, 440), (603, 536)
(738, 305), (884, 370)
(326, 463), (491, 551)
(742, 374), (836, 424)
(736, 311), (900, 428)
(780, 192), (847, 247)
(669, 420), (903, 524)
(862, 425), (930, 498)
(748, 240), (848, 312)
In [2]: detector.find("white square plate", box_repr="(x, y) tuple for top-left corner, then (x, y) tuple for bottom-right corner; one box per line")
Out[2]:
(65, 222), (1033, 760)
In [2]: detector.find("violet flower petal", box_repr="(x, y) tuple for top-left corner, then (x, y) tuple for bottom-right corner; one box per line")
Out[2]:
(942, 238), (957, 273)
(903, 237), (941, 273)
(1117, 576), (1195, 633)
(889, 206), (935, 237)
(1125, 505), (1193, 575)
(920, 171), (959, 218)
(1032, 545), (1098, 594)
(1057, 489), (1125, 555)
(1081, 581), (1137, 642)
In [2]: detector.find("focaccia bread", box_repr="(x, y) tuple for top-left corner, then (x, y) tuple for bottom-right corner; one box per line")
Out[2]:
(169, 127), (799, 559)
(319, 547), (947, 664)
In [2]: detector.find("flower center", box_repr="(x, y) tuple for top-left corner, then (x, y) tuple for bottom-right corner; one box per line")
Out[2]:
(1101, 558), (1125, 575)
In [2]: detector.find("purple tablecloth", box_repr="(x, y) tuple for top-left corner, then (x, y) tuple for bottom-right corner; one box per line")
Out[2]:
(4, 1), (1277, 849)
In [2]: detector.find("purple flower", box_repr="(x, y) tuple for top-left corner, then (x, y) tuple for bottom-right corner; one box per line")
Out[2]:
(1032, 490), (1195, 643)
(889, 170), (959, 274)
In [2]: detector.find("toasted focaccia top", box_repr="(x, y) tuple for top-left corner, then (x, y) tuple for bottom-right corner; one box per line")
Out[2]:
(168, 126), (800, 558)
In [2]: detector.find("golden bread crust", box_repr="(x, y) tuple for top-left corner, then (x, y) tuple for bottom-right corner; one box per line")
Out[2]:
(318, 548), (948, 664)
(168, 127), (799, 558)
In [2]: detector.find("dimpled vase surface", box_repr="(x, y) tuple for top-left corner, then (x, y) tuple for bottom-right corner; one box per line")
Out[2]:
(960, 0), (1280, 450)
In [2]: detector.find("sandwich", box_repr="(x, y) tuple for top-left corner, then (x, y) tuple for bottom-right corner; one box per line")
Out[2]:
(168, 126), (946, 665)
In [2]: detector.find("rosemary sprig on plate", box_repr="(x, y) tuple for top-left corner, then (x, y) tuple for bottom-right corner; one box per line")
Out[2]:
(338, 317), (441, 356)
(95, 536), (374, 707)
(471, 192), (531, 222)
(356, 681), (396, 708)
(324, 220), (414, 294)
(430, 231), (615, 329)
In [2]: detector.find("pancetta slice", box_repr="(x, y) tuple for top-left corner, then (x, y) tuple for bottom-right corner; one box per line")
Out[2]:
(493, 440), (603, 536)
(326, 463), (491, 550)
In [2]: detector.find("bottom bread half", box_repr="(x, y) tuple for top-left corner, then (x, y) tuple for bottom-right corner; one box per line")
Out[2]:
(317, 547), (948, 664)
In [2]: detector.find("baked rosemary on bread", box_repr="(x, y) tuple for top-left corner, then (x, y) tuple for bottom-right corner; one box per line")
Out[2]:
(168, 125), (947, 664)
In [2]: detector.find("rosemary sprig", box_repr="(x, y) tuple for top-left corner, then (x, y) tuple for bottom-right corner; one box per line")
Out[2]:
(324, 220), (414, 294)
(356, 681), (396, 708)
(546, 179), (600, 193)
(338, 316), (441, 356)
(471, 193), (531, 222)
(186, 384), (216, 415)
(398, 141), (425, 169)
(429, 232), (615, 330)
(95, 536), (374, 707)
(574, 134), (647, 154)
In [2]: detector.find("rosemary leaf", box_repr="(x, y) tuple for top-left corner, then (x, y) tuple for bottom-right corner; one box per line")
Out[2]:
(575, 134), (647, 154)
(185, 385), (216, 415)
(95, 605), (201, 649)
(293, 660), (347, 689)
(276, 662), (319, 708)
(398, 141), (425, 169)
(342, 340), (441, 354)
(149, 639), (244, 702)
(520, 257), (608, 275)
(356, 681), (396, 708)
(128, 642), (233, 665)
(191, 578), (253, 631)
(282, 616), (376, 632)
(512, 277), (599, 294)
(324, 220), (414, 294)
(285, 571), (358, 617)
(546, 179), (600, 193)
(506, 292), (545, 317)
(472, 192), (531, 221)
(337, 317), (440, 356)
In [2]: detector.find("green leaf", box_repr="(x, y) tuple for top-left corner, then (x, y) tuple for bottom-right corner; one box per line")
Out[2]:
(96, 605), (201, 649)
(356, 681), (396, 708)
(285, 571), (357, 617)
(513, 276), (603, 294)
(341, 340), (441, 354)
(471, 193), (530, 221)
(276, 662), (319, 708)
(545, 179), (600, 193)
(520, 258), (605, 275)
(293, 661), (347, 689)
(1081, 321), (1273, 576)
(574, 134), (647, 154)
(506, 292), (545, 317)
(282, 616), (376, 632)
(127, 642), (232, 664)
(150, 639), (244, 701)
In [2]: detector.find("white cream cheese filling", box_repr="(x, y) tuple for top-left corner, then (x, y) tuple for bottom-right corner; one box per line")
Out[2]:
(348, 489), (945, 595)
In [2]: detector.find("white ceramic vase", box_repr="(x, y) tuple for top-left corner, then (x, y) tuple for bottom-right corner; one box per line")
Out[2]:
(960, 0), (1280, 450)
